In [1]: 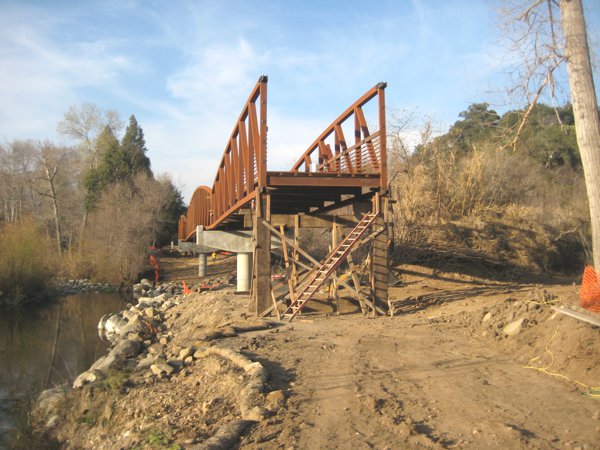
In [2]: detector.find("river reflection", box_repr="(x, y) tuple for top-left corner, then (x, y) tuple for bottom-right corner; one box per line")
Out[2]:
(0, 292), (125, 447)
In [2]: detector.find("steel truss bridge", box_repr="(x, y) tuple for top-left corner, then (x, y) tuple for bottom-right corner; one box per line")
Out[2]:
(178, 76), (389, 316)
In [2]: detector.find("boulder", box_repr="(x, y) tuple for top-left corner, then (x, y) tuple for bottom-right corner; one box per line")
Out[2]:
(135, 354), (155, 372)
(112, 339), (142, 359)
(503, 318), (526, 337)
(73, 369), (103, 388)
(150, 363), (174, 376)
(144, 307), (158, 319)
(90, 354), (117, 372)
(179, 347), (193, 360)
(35, 386), (67, 423)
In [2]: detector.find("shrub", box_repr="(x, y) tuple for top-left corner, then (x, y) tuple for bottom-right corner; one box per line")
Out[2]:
(81, 174), (177, 284)
(0, 218), (54, 305)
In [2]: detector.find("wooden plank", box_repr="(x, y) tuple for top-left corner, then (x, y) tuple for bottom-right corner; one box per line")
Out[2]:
(270, 289), (281, 320)
(269, 214), (359, 229)
(551, 305), (600, 327)
(370, 213), (388, 315)
(292, 215), (299, 287)
(279, 225), (296, 307)
(331, 220), (338, 302)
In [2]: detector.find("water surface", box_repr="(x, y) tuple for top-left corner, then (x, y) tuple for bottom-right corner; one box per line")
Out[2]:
(0, 292), (125, 447)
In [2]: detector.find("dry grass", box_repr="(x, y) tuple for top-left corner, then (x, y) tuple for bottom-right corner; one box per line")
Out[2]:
(390, 143), (589, 272)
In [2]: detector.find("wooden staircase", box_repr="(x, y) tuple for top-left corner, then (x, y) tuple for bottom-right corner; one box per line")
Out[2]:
(282, 211), (379, 321)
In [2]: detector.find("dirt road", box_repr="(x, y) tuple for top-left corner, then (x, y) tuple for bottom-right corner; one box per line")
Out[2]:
(236, 266), (600, 449)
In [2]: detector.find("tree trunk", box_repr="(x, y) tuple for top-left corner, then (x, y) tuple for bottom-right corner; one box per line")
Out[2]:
(560, 0), (600, 270)
(45, 165), (62, 254)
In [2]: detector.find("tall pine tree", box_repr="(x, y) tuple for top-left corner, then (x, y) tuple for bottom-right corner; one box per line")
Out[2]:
(83, 116), (153, 212)
(121, 115), (152, 176)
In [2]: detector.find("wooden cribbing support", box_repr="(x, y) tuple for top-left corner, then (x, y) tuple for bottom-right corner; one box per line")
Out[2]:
(335, 223), (367, 315)
(260, 220), (386, 316)
(270, 289), (281, 320)
(279, 225), (297, 307)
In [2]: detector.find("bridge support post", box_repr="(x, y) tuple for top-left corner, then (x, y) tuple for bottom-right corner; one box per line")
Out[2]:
(253, 217), (271, 315)
(237, 252), (252, 292)
(198, 253), (207, 277)
(370, 193), (389, 315)
(252, 193), (271, 316)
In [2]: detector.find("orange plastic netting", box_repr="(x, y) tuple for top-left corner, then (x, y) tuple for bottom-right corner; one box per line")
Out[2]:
(580, 265), (600, 312)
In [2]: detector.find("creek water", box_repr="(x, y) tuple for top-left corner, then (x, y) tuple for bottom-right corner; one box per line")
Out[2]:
(0, 292), (125, 447)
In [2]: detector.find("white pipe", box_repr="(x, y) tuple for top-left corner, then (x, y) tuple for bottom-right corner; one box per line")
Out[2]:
(237, 252), (252, 292)
(198, 253), (207, 277)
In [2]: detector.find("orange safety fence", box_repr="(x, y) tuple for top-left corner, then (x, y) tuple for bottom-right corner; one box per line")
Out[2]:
(580, 265), (600, 312)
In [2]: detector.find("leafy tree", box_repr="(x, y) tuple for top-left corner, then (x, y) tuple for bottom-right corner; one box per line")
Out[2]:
(499, 104), (580, 169)
(153, 178), (186, 246)
(437, 103), (501, 154)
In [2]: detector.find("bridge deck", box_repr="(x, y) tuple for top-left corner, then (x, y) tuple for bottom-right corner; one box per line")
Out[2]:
(267, 171), (378, 214)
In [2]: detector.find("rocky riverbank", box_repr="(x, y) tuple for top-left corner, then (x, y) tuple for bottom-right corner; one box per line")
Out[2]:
(51, 278), (117, 296)
(33, 279), (278, 449)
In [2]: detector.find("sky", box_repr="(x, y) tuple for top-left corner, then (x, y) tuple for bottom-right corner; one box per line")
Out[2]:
(1, 0), (599, 201)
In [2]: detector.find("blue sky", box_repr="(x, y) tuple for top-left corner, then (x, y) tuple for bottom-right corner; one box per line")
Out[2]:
(1, 0), (599, 200)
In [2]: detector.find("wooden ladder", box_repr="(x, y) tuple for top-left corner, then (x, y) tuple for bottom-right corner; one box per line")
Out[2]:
(282, 211), (379, 321)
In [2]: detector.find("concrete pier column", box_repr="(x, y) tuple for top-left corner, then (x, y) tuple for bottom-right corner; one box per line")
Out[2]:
(198, 253), (208, 277)
(237, 252), (252, 292)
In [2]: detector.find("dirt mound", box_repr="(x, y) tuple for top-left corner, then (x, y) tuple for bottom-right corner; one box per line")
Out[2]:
(475, 289), (600, 390)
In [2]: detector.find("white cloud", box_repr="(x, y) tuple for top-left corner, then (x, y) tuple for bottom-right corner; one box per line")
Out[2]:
(166, 39), (267, 105)
(0, 6), (136, 141)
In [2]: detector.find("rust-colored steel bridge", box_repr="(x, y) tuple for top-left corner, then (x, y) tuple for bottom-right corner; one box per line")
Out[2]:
(178, 76), (390, 316)
(178, 76), (387, 238)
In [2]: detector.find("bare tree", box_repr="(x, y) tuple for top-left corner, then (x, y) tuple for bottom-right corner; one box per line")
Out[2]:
(0, 140), (39, 223)
(82, 173), (180, 282)
(500, 0), (600, 269)
(57, 103), (123, 236)
(560, 0), (600, 270)
(57, 103), (123, 169)
(35, 143), (74, 254)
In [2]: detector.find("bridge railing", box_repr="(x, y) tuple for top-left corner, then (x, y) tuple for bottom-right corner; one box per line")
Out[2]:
(290, 82), (387, 187)
(211, 76), (268, 228)
(178, 76), (268, 239)
(178, 186), (211, 240)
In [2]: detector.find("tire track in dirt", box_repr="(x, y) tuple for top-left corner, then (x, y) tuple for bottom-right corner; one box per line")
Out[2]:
(241, 279), (599, 450)
(290, 321), (371, 449)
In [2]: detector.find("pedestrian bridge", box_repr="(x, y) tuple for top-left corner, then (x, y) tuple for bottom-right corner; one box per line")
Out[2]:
(177, 76), (390, 317)
(178, 76), (388, 240)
